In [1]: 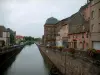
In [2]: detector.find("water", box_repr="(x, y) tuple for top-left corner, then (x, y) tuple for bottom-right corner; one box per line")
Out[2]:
(2, 44), (50, 75)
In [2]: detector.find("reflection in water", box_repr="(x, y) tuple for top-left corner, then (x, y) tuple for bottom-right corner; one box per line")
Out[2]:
(0, 48), (22, 75)
(0, 44), (50, 75)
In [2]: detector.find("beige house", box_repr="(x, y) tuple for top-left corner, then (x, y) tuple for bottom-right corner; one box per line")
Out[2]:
(56, 18), (69, 47)
(90, 0), (100, 50)
(0, 26), (10, 46)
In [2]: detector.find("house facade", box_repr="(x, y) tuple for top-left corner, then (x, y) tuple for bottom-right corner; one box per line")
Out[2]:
(68, 12), (90, 50)
(90, 0), (100, 50)
(44, 17), (58, 46)
(0, 26), (10, 47)
(56, 18), (69, 48)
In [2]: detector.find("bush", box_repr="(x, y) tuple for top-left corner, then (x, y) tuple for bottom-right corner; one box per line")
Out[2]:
(87, 48), (97, 57)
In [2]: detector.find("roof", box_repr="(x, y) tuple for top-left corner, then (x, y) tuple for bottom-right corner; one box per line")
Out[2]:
(45, 17), (59, 25)
(16, 35), (24, 39)
(79, 3), (90, 12)
(69, 12), (85, 25)
(7, 28), (16, 34)
(0, 26), (7, 37)
(69, 12), (89, 34)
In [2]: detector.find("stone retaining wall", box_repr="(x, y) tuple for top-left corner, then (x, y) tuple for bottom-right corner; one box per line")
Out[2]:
(39, 45), (100, 75)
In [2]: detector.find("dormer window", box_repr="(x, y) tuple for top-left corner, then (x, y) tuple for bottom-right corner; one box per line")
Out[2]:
(91, 24), (94, 32)
(82, 33), (84, 38)
(91, 11), (94, 19)
(99, 9), (100, 17)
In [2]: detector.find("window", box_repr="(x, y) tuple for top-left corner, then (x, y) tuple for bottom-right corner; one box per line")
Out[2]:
(73, 35), (74, 38)
(68, 35), (70, 38)
(86, 33), (88, 38)
(76, 35), (77, 38)
(99, 23), (100, 32)
(82, 33), (84, 38)
(91, 24), (94, 32)
(99, 9), (100, 17)
(91, 11), (94, 19)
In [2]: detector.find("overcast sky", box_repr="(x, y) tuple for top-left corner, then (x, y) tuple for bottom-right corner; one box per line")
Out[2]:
(0, 0), (87, 38)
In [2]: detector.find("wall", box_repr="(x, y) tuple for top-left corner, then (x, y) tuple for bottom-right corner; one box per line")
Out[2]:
(39, 45), (100, 75)
(56, 23), (69, 47)
(81, 3), (91, 21)
(44, 24), (56, 46)
(90, 0), (100, 48)
(68, 32), (89, 50)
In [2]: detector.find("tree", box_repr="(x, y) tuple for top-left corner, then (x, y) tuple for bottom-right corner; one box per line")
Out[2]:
(10, 33), (16, 45)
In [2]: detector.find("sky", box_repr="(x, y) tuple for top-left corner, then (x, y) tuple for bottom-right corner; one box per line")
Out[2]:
(0, 0), (87, 38)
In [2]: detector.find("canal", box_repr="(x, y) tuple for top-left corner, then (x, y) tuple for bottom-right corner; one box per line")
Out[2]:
(1, 44), (50, 75)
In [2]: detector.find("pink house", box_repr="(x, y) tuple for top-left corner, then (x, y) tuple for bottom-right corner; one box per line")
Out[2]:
(67, 3), (91, 50)
(68, 11), (90, 50)
(68, 32), (90, 50)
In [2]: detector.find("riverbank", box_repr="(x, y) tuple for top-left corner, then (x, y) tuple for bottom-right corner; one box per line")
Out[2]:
(0, 45), (24, 68)
(37, 45), (64, 75)
(0, 45), (24, 55)
(38, 45), (100, 75)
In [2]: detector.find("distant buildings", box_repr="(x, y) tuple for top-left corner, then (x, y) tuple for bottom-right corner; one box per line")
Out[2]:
(16, 35), (24, 44)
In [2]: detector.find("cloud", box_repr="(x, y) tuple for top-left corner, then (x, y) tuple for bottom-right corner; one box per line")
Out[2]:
(0, 0), (87, 37)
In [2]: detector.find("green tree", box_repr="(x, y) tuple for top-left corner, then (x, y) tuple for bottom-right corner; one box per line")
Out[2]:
(10, 33), (15, 45)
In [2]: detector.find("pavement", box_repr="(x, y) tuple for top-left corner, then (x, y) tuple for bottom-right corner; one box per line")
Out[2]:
(39, 45), (67, 75)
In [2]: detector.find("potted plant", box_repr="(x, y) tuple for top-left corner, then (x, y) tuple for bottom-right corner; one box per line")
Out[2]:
(58, 46), (64, 52)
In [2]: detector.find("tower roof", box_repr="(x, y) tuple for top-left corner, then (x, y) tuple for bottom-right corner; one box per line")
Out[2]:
(45, 17), (58, 25)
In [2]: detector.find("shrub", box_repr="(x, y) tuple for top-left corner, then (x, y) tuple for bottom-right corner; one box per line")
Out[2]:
(87, 48), (97, 57)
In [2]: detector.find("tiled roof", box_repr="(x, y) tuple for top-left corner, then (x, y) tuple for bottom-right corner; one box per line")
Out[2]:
(0, 25), (7, 37)
(79, 3), (90, 12)
(16, 35), (24, 39)
(69, 12), (89, 34)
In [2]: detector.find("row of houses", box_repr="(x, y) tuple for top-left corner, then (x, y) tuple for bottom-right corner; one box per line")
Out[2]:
(42, 0), (100, 51)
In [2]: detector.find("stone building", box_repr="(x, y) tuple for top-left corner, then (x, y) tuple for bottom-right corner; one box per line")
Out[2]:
(68, 12), (90, 50)
(44, 17), (58, 46)
(90, 0), (100, 50)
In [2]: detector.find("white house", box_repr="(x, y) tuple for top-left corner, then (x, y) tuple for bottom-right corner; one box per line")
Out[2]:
(0, 26), (10, 47)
